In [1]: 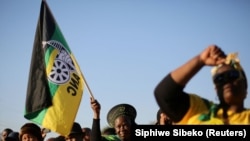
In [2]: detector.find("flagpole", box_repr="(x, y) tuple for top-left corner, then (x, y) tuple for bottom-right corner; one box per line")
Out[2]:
(82, 73), (95, 99)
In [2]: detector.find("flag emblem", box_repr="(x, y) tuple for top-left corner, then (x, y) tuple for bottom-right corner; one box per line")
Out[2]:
(43, 40), (77, 84)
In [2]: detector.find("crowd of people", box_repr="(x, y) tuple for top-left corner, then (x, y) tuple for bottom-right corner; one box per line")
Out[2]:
(1, 45), (249, 141)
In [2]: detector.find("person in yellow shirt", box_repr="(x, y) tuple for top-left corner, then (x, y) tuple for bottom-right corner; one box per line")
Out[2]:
(154, 45), (250, 124)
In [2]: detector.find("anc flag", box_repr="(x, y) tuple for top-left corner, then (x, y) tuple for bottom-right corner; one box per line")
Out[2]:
(25, 0), (84, 136)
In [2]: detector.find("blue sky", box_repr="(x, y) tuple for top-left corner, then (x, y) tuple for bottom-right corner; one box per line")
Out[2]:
(0, 0), (250, 138)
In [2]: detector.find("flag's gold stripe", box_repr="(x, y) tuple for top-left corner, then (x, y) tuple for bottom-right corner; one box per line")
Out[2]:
(42, 72), (84, 136)
(46, 49), (58, 75)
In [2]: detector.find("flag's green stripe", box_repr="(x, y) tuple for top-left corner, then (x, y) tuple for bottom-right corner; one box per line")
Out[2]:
(51, 24), (71, 53)
(24, 108), (48, 124)
(48, 81), (59, 96)
(44, 46), (54, 63)
(44, 46), (58, 96)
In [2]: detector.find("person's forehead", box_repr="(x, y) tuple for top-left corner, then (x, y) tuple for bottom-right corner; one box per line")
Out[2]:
(115, 116), (131, 123)
(21, 134), (36, 138)
(2, 131), (8, 135)
(216, 65), (234, 74)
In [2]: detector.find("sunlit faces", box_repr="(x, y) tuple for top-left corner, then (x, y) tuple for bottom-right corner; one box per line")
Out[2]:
(114, 116), (132, 140)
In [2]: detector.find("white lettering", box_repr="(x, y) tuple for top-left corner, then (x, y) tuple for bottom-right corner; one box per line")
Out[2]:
(173, 129), (203, 136)
(135, 129), (170, 138)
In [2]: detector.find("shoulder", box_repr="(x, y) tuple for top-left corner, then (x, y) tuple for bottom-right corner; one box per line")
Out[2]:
(243, 108), (250, 113)
(188, 94), (214, 105)
(177, 94), (215, 123)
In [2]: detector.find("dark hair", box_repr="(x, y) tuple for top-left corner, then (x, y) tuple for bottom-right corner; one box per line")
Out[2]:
(155, 109), (172, 125)
(241, 70), (248, 89)
(19, 123), (43, 141)
(6, 132), (19, 141)
(54, 136), (65, 141)
(69, 122), (83, 135)
(2, 128), (13, 135)
(81, 127), (91, 136)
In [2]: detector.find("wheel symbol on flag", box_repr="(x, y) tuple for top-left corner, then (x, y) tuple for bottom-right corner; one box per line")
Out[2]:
(48, 59), (70, 84)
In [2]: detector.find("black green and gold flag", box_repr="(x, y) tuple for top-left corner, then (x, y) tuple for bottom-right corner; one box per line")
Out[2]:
(25, 0), (84, 136)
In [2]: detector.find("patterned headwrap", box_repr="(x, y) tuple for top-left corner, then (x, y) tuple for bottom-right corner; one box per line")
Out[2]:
(211, 53), (242, 75)
(107, 103), (137, 127)
(211, 52), (247, 88)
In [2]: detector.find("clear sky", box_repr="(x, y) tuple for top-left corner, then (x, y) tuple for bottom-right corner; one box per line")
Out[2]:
(1, 0), (250, 139)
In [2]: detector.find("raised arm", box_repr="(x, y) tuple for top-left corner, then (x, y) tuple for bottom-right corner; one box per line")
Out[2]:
(154, 45), (226, 122)
(90, 97), (102, 141)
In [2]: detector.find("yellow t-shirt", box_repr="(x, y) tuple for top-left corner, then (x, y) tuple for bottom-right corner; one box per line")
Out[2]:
(176, 94), (250, 124)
